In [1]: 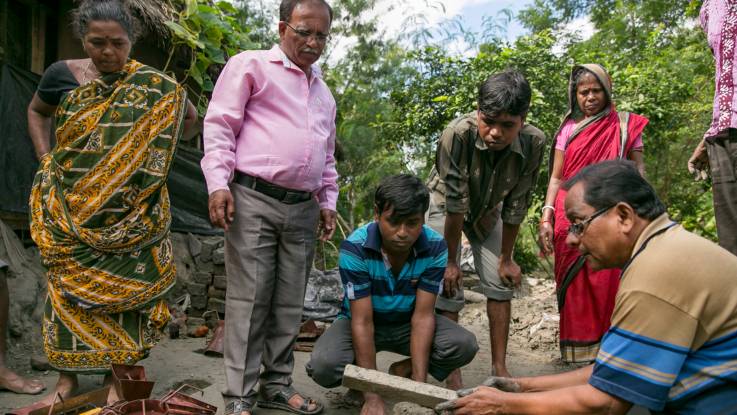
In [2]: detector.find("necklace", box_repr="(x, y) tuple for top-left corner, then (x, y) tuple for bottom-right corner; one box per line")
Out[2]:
(81, 60), (94, 84)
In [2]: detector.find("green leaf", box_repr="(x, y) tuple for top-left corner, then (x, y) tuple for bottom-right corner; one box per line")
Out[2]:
(216, 1), (237, 14)
(185, 0), (198, 17)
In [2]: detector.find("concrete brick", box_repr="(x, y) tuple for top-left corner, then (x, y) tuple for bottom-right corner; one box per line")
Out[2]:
(200, 237), (221, 263)
(194, 256), (214, 273)
(213, 275), (227, 290)
(212, 247), (225, 265)
(187, 282), (208, 297)
(342, 364), (457, 408)
(208, 286), (226, 300)
(193, 272), (212, 285)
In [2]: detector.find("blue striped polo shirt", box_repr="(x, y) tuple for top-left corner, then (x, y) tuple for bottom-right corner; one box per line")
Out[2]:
(337, 222), (447, 325)
(589, 215), (737, 413)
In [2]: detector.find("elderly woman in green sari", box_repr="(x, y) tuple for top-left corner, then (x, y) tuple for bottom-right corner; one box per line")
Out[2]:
(26, 0), (196, 403)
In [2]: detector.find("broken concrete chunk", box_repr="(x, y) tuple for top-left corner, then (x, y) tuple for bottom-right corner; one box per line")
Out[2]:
(200, 237), (221, 262)
(193, 271), (213, 285)
(213, 275), (227, 290)
(187, 282), (208, 297)
(341, 364), (457, 408)
(464, 290), (486, 304)
(212, 247), (225, 265)
(208, 286), (226, 300)
(187, 233), (202, 257)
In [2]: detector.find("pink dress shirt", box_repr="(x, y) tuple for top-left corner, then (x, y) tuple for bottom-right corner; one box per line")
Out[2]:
(201, 45), (338, 210)
(701, 0), (737, 139)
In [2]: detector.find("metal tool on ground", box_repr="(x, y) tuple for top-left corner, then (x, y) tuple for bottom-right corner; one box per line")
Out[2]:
(111, 364), (155, 401)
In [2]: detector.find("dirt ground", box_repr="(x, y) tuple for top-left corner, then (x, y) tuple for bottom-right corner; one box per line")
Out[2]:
(1, 276), (571, 414)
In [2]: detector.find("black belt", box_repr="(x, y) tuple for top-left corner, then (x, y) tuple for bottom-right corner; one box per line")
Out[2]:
(234, 171), (313, 204)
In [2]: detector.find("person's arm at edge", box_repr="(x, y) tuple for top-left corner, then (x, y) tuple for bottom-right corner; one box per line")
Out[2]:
(499, 130), (546, 287)
(201, 53), (253, 194)
(202, 54), (254, 230)
(409, 289), (436, 382)
(499, 222), (522, 287)
(317, 102), (338, 240)
(516, 364), (593, 392)
(443, 212), (465, 295)
(628, 149), (645, 177)
(27, 93), (56, 160)
(350, 296), (382, 403)
(450, 383), (631, 415)
(181, 99), (198, 138)
(539, 149), (564, 255)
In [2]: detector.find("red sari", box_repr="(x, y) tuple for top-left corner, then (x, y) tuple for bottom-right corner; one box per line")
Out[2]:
(554, 109), (649, 362)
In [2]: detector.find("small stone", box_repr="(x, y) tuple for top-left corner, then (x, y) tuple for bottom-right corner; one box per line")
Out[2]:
(187, 233), (202, 257)
(212, 247), (225, 265)
(208, 285), (226, 300)
(464, 290), (487, 304)
(187, 282), (207, 296)
(194, 257), (214, 273)
(193, 272), (212, 285)
(189, 325), (209, 338)
(213, 275), (227, 290)
(200, 237), (221, 262)
(186, 317), (206, 329)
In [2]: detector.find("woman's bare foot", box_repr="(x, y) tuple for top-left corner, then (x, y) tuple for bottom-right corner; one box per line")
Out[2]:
(0, 365), (45, 394)
(102, 373), (120, 404)
(491, 365), (512, 379)
(37, 373), (78, 406)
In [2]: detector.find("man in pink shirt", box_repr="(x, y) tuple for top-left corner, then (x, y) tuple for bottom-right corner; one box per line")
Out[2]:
(688, 0), (737, 256)
(201, 1), (337, 414)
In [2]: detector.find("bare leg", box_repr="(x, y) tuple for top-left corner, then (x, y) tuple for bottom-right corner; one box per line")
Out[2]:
(387, 357), (412, 379)
(36, 373), (78, 406)
(487, 299), (512, 378)
(438, 310), (463, 389)
(0, 267), (45, 394)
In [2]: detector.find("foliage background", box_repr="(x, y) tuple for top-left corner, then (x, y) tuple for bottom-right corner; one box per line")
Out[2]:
(166, 0), (714, 273)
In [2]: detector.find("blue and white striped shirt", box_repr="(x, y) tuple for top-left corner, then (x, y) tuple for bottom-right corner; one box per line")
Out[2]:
(337, 222), (447, 325)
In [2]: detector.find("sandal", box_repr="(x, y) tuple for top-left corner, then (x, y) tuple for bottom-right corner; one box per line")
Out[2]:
(224, 399), (253, 415)
(257, 387), (323, 415)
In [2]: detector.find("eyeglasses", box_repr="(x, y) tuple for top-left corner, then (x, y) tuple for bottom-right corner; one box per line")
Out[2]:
(283, 22), (330, 43)
(568, 205), (615, 236)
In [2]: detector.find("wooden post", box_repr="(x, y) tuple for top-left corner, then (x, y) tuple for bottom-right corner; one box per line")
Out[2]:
(341, 364), (458, 408)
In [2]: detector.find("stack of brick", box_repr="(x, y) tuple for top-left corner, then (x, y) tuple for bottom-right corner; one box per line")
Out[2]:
(184, 236), (227, 317)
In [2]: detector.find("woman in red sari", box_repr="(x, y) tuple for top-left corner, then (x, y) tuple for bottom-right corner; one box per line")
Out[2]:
(538, 64), (648, 363)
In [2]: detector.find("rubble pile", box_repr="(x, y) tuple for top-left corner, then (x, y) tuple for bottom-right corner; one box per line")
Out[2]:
(509, 277), (560, 355)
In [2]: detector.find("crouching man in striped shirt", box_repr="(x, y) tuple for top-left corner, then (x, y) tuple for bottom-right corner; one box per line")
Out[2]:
(306, 174), (479, 414)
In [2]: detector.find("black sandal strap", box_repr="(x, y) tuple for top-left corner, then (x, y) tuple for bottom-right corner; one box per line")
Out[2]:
(225, 399), (253, 415)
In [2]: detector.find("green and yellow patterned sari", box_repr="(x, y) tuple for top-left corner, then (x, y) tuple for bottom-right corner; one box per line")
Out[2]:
(30, 60), (186, 372)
